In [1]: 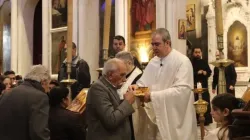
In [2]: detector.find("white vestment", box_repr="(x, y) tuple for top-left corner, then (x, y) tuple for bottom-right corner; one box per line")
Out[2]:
(137, 49), (198, 140)
(204, 127), (229, 140)
(117, 67), (142, 99)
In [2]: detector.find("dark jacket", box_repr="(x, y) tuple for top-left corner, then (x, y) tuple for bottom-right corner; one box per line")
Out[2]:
(49, 106), (86, 140)
(58, 56), (91, 99)
(212, 63), (237, 95)
(86, 76), (134, 140)
(0, 80), (50, 140)
(191, 58), (212, 88)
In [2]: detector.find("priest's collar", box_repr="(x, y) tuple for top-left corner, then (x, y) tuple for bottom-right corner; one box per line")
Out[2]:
(126, 66), (136, 78)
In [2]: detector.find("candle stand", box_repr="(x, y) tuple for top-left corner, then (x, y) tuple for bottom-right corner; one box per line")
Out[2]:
(193, 88), (208, 140)
(60, 62), (77, 102)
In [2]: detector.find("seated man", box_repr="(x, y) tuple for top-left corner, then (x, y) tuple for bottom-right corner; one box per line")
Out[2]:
(86, 58), (135, 140)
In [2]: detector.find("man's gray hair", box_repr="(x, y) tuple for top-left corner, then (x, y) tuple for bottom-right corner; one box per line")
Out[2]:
(102, 58), (122, 76)
(152, 28), (171, 43)
(24, 65), (51, 82)
(115, 51), (134, 65)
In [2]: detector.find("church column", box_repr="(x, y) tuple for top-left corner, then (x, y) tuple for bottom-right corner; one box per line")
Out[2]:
(206, 2), (216, 89)
(115, 0), (129, 49)
(206, 2), (217, 63)
(11, 0), (18, 72)
(165, 0), (187, 55)
(156, 0), (166, 28)
(16, 0), (38, 76)
(42, 0), (50, 69)
(78, 0), (99, 82)
(115, 0), (125, 36)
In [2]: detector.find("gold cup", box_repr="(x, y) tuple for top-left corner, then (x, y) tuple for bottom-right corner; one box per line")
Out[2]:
(135, 87), (149, 107)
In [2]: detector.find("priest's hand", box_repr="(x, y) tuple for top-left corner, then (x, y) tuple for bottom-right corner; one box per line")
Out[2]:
(144, 91), (151, 103)
(124, 88), (135, 104)
(198, 70), (203, 74)
(212, 89), (216, 94)
(202, 71), (207, 75)
(229, 85), (234, 90)
(128, 84), (138, 91)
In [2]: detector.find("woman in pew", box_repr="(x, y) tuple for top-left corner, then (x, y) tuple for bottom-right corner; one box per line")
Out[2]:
(49, 86), (86, 140)
(204, 93), (245, 140)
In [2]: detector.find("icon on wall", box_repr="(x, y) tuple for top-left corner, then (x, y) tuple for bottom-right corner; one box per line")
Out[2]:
(227, 21), (248, 67)
(186, 4), (195, 31)
(51, 0), (67, 28)
(178, 19), (187, 39)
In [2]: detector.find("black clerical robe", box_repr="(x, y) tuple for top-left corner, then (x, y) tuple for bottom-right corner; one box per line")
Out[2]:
(191, 58), (213, 124)
(212, 63), (237, 95)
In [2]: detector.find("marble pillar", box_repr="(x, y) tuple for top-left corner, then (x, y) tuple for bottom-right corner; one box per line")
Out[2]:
(206, 2), (217, 64)
(78, 0), (99, 82)
(11, 0), (39, 76)
(11, 0), (18, 72)
(42, 0), (50, 69)
(164, 0), (187, 55)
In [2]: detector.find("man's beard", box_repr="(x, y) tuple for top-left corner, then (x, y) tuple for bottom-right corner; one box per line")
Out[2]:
(193, 56), (201, 60)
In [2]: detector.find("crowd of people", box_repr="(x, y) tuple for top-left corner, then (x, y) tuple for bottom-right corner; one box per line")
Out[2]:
(0, 28), (247, 140)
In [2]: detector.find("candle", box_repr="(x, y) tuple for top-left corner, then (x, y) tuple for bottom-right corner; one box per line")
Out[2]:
(197, 82), (202, 89)
(67, 0), (73, 64)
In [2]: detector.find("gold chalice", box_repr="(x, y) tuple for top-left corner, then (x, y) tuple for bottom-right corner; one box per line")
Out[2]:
(135, 87), (149, 107)
(193, 88), (208, 140)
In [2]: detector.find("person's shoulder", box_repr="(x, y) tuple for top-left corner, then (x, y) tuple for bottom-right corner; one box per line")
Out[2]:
(60, 107), (81, 119)
(88, 79), (106, 92)
(173, 49), (189, 60)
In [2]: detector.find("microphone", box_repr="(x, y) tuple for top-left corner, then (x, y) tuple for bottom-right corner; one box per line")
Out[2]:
(160, 63), (163, 67)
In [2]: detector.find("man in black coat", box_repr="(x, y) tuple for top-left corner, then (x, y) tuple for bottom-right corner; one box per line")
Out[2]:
(0, 65), (50, 140)
(212, 63), (237, 96)
(191, 47), (213, 125)
(58, 42), (91, 99)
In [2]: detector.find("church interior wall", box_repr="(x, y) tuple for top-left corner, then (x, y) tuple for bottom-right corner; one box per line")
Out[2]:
(9, 0), (39, 76)
(3, 0), (250, 97)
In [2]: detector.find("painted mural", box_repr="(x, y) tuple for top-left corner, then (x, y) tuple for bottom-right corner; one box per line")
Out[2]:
(227, 21), (248, 67)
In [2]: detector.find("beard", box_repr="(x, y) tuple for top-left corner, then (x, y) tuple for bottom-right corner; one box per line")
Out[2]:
(193, 56), (201, 60)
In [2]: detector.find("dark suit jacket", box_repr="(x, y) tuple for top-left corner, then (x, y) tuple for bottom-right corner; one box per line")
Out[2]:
(49, 106), (86, 140)
(58, 56), (91, 99)
(212, 64), (237, 95)
(86, 76), (134, 140)
(0, 80), (50, 140)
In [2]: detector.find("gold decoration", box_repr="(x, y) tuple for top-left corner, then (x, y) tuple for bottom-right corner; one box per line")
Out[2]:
(193, 88), (208, 140)
(135, 87), (149, 107)
(67, 88), (88, 114)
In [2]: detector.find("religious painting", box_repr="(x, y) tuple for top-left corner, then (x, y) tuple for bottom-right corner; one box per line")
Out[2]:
(227, 21), (248, 67)
(51, 31), (67, 74)
(131, 0), (156, 37)
(178, 19), (187, 39)
(186, 4), (195, 31)
(51, 0), (67, 28)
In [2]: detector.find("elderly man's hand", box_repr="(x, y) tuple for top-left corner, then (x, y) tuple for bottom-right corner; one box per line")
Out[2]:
(124, 88), (135, 104)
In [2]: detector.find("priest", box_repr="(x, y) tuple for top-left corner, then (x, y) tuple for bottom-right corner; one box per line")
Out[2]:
(130, 28), (198, 140)
(191, 47), (213, 125)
